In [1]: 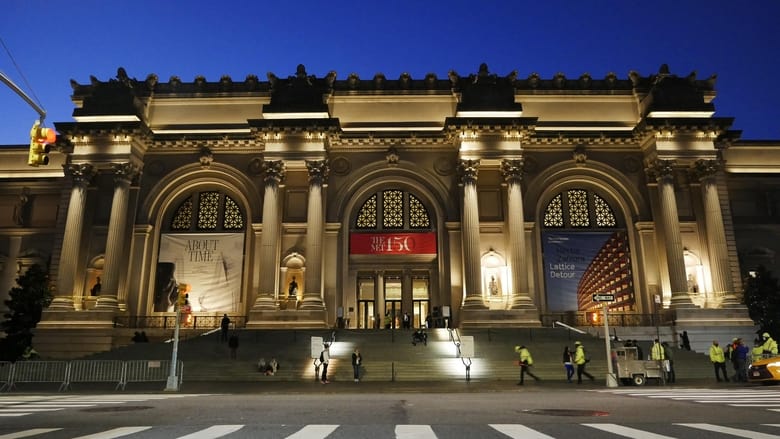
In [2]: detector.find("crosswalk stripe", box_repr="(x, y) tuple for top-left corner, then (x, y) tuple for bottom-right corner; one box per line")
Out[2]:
(490, 424), (556, 438)
(70, 426), (152, 439)
(395, 425), (436, 438)
(0, 429), (61, 439)
(765, 425), (780, 428)
(176, 425), (244, 439)
(677, 423), (780, 439)
(285, 424), (339, 439)
(0, 408), (64, 412)
(0, 413), (28, 417)
(583, 423), (676, 438)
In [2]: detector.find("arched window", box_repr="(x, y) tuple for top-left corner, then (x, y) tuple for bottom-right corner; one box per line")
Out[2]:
(355, 190), (431, 230)
(168, 191), (245, 232)
(543, 189), (617, 228)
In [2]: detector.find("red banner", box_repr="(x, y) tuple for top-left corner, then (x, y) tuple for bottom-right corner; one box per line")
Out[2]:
(350, 232), (437, 255)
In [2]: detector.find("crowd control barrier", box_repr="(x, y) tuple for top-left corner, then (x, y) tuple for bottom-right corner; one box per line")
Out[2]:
(0, 360), (183, 392)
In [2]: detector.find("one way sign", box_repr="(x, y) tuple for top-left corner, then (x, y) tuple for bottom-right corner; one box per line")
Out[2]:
(592, 293), (615, 302)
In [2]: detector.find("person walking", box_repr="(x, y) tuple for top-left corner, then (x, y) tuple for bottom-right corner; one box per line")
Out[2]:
(514, 345), (540, 385)
(220, 314), (231, 342)
(709, 340), (729, 382)
(320, 343), (331, 384)
(228, 333), (239, 360)
(352, 347), (362, 382)
(573, 341), (594, 384)
(562, 346), (575, 383)
(662, 342), (675, 383)
(680, 331), (691, 351)
(733, 338), (750, 382)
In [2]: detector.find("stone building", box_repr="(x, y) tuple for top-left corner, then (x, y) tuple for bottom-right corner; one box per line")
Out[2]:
(0, 63), (775, 356)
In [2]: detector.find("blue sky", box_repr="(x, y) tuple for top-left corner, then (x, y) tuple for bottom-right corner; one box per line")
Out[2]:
(1, 0), (779, 145)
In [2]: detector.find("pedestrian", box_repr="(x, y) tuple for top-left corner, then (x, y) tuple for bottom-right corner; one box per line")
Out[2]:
(228, 333), (239, 359)
(726, 337), (740, 381)
(650, 339), (665, 362)
(514, 345), (540, 385)
(320, 343), (331, 383)
(220, 314), (231, 342)
(733, 338), (750, 382)
(573, 341), (594, 384)
(680, 331), (691, 351)
(402, 312), (411, 329)
(562, 346), (574, 383)
(752, 338), (765, 363)
(709, 340), (729, 382)
(662, 341), (675, 383)
(352, 347), (362, 382)
(761, 332), (778, 358)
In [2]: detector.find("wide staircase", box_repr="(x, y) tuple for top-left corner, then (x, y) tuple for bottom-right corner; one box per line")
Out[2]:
(81, 327), (718, 384)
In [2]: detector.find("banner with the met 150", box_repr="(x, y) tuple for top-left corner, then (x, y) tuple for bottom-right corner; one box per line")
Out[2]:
(350, 232), (437, 255)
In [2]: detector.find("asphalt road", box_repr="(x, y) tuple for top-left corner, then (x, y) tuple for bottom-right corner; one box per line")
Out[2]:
(1, 385), (780, 438)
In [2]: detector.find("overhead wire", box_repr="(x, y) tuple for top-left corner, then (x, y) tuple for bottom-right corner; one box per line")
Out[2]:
(0, 35), (45, 111)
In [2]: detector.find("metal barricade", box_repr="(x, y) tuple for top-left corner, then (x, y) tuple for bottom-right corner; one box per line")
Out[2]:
(4, 361), (69, 392)
(123, 360), (182, 391)
(63, 360), (126, 391)
(0, 362), (12, 392)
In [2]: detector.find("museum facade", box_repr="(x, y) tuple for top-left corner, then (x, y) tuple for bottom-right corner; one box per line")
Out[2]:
(1, 63), (777, 354)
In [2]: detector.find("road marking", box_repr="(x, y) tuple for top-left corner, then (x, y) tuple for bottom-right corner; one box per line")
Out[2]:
(176, 425), (244, 439)
(583, 423), (677, 438)
(395, 425), (437, 438)
(285, 425), (339, 439)
(0, 429), (61, 439)
(677, 423), (780, 439)
(490, 424), (556, 438)
(0, 408), (64, 412)
(71, 427), (152, 439)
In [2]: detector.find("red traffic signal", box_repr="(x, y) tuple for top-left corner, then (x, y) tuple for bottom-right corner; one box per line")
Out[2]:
(28, 120), (56, 167)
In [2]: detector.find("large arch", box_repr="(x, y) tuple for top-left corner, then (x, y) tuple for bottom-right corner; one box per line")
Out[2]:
(334, 162), (453, 329)
(525, 160), (652, 316)
(133, 163), (262, 315)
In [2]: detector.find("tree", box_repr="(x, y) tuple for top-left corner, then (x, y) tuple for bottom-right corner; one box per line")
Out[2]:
(742, 265), (780, 338)
(0, 264), (53, 361)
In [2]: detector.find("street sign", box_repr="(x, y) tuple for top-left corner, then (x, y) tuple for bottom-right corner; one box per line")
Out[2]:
(592, 293), (615, 302)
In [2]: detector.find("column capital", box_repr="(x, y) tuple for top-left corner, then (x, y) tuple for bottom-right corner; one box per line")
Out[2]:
(691, 158), (722, 182)
(63, 163), (96, 187)
(500, 158), (524, 183)
(458, 159), (480, 184)
(111, 162), (142, 186)
(306, 159), (329, 185)
(644, 158), (676, 182)
(263, 160), (286, 185)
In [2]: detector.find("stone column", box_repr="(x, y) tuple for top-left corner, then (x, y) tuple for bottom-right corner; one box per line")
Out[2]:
(300, 159), (328, 310)
(251, 160), (285, 310)
(693, 159), (738, 305)
(501, 159), (535, 310)
(459, 159), (486, 309)
(646, 159), (694, 308)
(50, 164), (96, 310)
(96, 163), (140, 310)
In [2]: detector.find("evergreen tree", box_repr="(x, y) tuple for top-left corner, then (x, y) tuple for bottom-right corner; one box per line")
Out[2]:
(743, 265), (780, 338)
(0, 264), (53, 361)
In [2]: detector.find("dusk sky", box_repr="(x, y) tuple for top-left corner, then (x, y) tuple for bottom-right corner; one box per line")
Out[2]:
(2, 0), (779, 145)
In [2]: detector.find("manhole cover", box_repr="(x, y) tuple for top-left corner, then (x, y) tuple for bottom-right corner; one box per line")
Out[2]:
(81, 405), (153, 413)
(522, 409), (609, 417)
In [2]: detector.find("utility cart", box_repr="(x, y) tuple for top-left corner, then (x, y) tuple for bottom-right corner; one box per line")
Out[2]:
(613, 346), (664, 386)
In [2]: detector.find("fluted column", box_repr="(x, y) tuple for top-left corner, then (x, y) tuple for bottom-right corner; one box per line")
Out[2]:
(646, 159), (694, 308)
(300, 159), (328, 310)
(693, 159), (738, 305)
(96, 163), (140, 310)
(50, 164), (96, 310)
(501, 159), (535, 310)
(252, 160), (285, 310)
(0, 236), (22, 312)
(459, 159), (486, 309)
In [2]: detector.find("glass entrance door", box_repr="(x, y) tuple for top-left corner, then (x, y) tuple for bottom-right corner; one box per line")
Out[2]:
(357, 276), (375, 329)
(384, 275), (402, 329)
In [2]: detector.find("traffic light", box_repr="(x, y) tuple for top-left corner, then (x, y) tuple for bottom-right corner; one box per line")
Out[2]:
(177, 283), (190, 307)
(28, 120), (56, 167)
